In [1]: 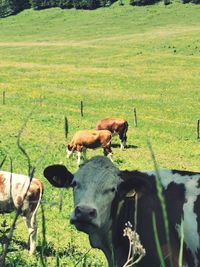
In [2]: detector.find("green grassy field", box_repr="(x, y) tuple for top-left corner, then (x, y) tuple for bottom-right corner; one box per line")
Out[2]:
(0, 1), (200, 266)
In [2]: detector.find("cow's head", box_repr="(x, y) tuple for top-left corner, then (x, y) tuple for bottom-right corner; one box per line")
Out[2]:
(44, 156), (150, 236)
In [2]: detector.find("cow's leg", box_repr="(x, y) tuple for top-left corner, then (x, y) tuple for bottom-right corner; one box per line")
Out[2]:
(76, 145), (85, 166)
(82, 148), (87, 161)
(107, 153), (113, 162)
(66, 149), (73, 158)
(119, 132), (127, 150)
(23, 213), (37, 255)
(122, 140), (127, 150)
(103, 146), (113, 162)
(77, 151), (82, 166)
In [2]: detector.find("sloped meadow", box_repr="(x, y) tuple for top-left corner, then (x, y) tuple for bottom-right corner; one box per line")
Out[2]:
(0, 2), (200, 266)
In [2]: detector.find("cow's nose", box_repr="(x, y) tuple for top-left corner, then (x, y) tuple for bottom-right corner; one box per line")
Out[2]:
(75, 205), (97, 221)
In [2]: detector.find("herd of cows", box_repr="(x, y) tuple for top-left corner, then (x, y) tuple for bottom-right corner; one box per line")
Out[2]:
(0, 118), (200, 267)
(66, 118), (129, 165)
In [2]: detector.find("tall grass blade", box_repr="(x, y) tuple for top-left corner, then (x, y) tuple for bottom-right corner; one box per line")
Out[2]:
(38, 239), (47, 267)
(41, 202), (47, 265)
(152, 212), (166, 267)
(59, 191), (63, 212)
(178, 220), (184, 267)
(148, 141), (173, 267)
(74, 248), (91, 267)
(0, 155), (7, 168)
(16, 108), (36, 177)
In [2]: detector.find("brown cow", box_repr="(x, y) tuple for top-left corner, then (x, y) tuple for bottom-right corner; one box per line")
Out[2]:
(0, 171), (43, 254)
(96, 118), (128, 149)
(66, 130), (112, 165)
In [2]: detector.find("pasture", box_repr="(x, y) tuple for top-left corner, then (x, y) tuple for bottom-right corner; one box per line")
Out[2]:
(0, 1), (200, 266)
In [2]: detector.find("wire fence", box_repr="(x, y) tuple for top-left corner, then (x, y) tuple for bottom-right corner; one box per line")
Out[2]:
(0, 107), (195, 267)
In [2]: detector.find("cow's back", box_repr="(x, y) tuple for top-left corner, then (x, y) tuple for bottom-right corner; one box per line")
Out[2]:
(0, 171), (14, 211)
(0, 171), (41, 212)
(96, 118), (127, 133)
(72, 130), (111, 146)
(142, 169), (200, 267)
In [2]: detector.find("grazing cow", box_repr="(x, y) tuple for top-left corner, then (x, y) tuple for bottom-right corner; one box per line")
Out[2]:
(44, 156), (200, 267)
(66, 130), (112, 165)
(96, 118), (128, 149)
(0, 171), (43, 254)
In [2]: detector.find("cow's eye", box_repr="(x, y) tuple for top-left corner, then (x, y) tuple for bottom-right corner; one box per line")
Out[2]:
(110, 187), (116, 193)
(104, 187), (116, 194)
(71, 180), (78, 188)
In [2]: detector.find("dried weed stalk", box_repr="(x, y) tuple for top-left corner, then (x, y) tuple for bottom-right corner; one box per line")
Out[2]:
(123, 221), (146, 267)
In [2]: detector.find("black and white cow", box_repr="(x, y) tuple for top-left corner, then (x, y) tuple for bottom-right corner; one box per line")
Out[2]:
(44, 156), (200, 267)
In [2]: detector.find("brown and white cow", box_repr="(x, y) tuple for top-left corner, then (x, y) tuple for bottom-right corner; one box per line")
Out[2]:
(0, 171), (43, 254)
(44, 156), (200, 267)
(96, 118), (128, 150)
(66, 130), (112, 165)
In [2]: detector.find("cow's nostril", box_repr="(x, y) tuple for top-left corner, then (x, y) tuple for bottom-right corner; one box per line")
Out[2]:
(75, 206), (97, 221)
(89, 209), (97, 219)
(75, 206), (82, 217)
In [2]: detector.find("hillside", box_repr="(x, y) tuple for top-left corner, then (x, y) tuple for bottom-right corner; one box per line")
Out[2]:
(0, 2), (200, 266)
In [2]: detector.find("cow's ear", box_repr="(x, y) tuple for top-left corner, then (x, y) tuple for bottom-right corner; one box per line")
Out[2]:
(43, 164), (73, 188)
(118, 170), (152, 199)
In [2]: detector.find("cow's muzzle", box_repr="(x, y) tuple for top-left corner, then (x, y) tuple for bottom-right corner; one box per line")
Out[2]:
(70, 205), (98, 232)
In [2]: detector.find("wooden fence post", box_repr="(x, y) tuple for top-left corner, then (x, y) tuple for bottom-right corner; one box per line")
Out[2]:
(133, 108), (137, 127)
(64, 116), (68, 140)
(59, 192), (63, 212)
(3, 91), (5, 105)
(197, 119), (200, 139)
(80, 100), (83, 117)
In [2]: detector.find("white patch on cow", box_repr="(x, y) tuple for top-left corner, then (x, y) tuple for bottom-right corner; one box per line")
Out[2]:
(107, 153), (113, 162)
(0, 171), (30, 204)
(77, 151), (81, 166)
(66, 148), (73, 158)
(120, 140), (126, 150)
(145, 169), (200, 266)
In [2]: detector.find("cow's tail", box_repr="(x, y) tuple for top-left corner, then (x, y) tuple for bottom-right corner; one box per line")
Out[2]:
(123, 121), (128, 141)
(31, 180), (44, 226)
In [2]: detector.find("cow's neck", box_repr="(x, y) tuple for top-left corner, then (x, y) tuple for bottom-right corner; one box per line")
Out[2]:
(88, 223), (115, 266)
(88, 198), (134, 267)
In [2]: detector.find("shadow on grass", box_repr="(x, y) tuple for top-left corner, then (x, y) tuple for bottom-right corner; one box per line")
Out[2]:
(111, 144), (140, 149)
(36, 241), (78, 257)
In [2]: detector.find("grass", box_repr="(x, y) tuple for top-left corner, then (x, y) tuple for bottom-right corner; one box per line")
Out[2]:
(0, 0), (200, 265)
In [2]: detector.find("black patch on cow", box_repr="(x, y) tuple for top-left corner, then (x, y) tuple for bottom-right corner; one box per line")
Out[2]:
(84, 140), (102, 149)
(111, 169), (164, 266)
(194, 180), (200, 264)
(171, 169), (200, 176)
(183, 246), (196, 267)
(118, 171), (156, 199)
(112, 172), (198, 267)
(111, 197), (134, 266)
(164, 182), (185, 226)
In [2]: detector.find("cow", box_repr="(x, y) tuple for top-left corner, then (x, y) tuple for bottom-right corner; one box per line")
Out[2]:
(66, 130), (112, 165)
(0, 171), (43, 254)
(44, 156), (200, 267)
(96, 118), (128, 150)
